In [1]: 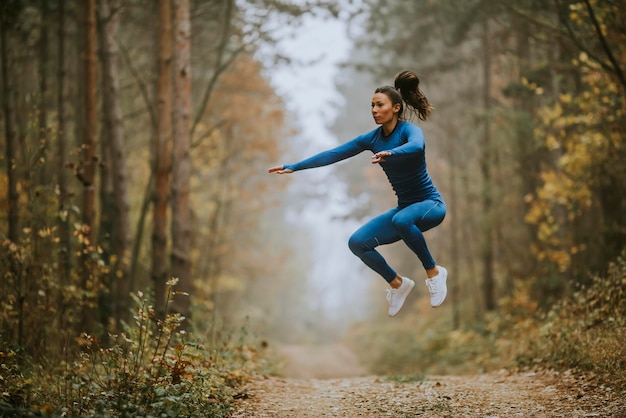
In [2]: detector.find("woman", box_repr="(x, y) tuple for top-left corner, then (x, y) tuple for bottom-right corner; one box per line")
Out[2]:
(268, 70), (447, 317)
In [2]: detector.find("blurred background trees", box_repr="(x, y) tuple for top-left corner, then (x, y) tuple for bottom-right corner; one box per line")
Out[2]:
(0, 0), (319, 353)
(332, 0), (625, 374)
(0, 0), (624, 392)
(336, 0), (625, 315)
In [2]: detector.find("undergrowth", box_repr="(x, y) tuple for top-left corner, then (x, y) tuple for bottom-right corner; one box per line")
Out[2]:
(347, 254), (626, 393)
(520, 255), (626, 390)
(0, 279), (265, 417)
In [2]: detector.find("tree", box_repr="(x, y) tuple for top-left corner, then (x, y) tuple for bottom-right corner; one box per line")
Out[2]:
(152, 0), (173, 316)
(555, 0), (626, 93)
(494, 0), (626, 284)
(171, 0), (192, 320)
(99, 0), (131, 326)
(480, 19), (495, 311)
(0, 0), (295, 360)
(74, 0), (99, 331)
(37, 0), (50, 185)
(56, 0), (72, 280)
(190, 56), (287, 332)
(1, 1), (20, 244)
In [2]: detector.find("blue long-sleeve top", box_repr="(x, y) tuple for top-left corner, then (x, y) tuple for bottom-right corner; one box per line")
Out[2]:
(284, 121), (442, 208)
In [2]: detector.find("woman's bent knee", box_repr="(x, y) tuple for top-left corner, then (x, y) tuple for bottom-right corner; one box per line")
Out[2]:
(348, 234), (363, 255)
(348, 233), (375, 255)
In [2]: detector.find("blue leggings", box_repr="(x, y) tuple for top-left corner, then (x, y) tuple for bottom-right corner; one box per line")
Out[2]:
(348, 199), (446, 283)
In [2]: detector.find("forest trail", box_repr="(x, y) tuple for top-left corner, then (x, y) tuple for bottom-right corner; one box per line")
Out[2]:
(231, 344), (625, 417)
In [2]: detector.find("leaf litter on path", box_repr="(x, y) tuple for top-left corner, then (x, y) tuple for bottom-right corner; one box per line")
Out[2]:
(232, 344), (625, 417)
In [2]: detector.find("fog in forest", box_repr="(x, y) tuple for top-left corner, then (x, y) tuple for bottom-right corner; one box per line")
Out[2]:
(2, 0), (624, 389)
(247, 8), (376, 344)
(242, 7), (453, 351)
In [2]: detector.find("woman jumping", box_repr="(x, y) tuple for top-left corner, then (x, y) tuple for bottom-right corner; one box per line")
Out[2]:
(268, 70), (447, 317)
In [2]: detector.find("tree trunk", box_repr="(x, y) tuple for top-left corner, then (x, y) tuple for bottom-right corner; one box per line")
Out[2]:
(99, 0), (131, 327)
(1, 8), (19, 244)
(37, 0), (50, 184)
(447, 128), (460, 329)
(98, 106), (115, 332)
(512, 16), (543, 284)
(131, 174), (152, 292)
(152, 0), (172, 317)
(481, 20), (495, 311)
(56, 0), (72, 281)
(79, 0), (98, 331)
(79, 0), (98, 246)
(1, 1), (22, 346)
(171, 0), (192, 321)
(54, 0), (75, 345)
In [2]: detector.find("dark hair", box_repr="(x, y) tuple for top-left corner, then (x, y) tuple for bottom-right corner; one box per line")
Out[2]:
(374, 70), (432, 121)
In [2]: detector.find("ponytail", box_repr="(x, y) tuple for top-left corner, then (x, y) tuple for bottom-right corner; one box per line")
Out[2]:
(394, 70), (431, 121)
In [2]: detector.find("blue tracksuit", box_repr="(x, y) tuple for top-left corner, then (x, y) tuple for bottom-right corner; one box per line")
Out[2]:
(284, 121), (446, 281)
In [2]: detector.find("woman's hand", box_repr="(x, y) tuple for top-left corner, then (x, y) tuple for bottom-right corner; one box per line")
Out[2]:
(268, 165), (293, 174)
(372, 151), (392, 164)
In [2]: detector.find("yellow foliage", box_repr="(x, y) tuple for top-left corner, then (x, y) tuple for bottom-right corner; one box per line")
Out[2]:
(526, 41), (625, 271)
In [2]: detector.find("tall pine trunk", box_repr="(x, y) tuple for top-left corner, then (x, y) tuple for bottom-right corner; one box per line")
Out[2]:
(1, 2), (22, 346)
(78, 0), (98, 331)
(99, 0), (131, 327)
(480, 20), (495, 311)
(1, 6), (19, 244)
(447, 128), (460, 329)
(512, 16), (544, 287)
(152, 0), (172, 317)
(54, 0), (75, 343)
(37, 0), (50, 184)
(56, 0), (72, 280)
(171, 0), (192, 321)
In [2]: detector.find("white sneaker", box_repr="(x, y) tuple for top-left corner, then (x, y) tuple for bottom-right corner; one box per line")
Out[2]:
(425, 266), (447, 308)
(386, 277), (415, 317)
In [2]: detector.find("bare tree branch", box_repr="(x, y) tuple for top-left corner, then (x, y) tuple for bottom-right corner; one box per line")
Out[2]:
(583, 0), (626, 91)
(191, 119), (228, 149)
(116, 34), (157, 133)
(191, 0), (236, 136)
(554, 0), (623, 84)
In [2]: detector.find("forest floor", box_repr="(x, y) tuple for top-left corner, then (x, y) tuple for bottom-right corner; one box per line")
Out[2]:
(231, 344), (625, 417)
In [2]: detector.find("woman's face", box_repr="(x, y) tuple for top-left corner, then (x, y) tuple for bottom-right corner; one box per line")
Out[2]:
(371, 92), (400, 125)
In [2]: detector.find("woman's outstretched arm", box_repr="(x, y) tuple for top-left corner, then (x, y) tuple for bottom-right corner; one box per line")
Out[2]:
(270, 136), (366, 173)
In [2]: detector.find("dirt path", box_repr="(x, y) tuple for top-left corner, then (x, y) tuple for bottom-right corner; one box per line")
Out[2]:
(274, 344), (368, 379)
(232, 344), (625, 417)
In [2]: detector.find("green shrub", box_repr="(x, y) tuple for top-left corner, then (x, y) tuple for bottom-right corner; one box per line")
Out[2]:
(1, 279), (263, 417)
(55, 280), (247, 417)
